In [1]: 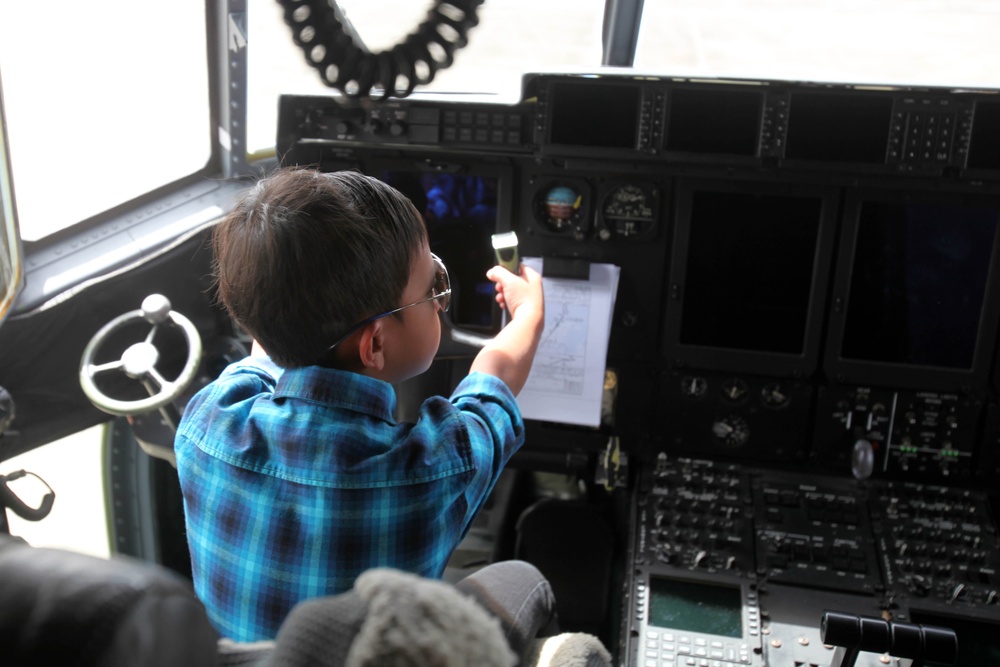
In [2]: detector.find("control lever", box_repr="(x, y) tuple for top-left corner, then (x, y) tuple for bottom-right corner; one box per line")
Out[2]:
(438, 232), (527, 355)
(446, 326), (490, 350)
(821, 610), (957, 667)
(851, 439), (874, 480)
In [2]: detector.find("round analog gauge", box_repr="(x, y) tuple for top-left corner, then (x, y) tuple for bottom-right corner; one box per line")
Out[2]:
(761, 383), (790, 409)
(721, 378), (749, 403)
(535, 183), (586, 234)
(712, 415), (750, 448)
(680, 375), (708, 399)
(598, 183), (658, 240)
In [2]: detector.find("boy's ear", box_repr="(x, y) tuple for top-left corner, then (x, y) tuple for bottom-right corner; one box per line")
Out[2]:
(357, 320), (385, 371)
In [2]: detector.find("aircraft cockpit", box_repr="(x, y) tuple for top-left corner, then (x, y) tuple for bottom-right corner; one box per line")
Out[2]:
(2, 2), (1000, 665)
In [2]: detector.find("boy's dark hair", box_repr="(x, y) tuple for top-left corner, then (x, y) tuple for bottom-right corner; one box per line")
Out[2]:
(212, 167), (427, 368)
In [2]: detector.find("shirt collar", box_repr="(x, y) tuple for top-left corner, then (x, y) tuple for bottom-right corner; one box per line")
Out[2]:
(272, 365), (397, 423)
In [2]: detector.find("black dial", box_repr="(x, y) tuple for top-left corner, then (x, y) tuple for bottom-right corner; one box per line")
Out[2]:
(721, 378), (749, 403)
(761, 382), (790, 409)
(712, 415), (750, 448)
(680, 375), (708, 399)
(598, 182), (658, 240)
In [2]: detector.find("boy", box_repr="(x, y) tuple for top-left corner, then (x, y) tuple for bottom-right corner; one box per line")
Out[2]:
(174, 167), (545, 642)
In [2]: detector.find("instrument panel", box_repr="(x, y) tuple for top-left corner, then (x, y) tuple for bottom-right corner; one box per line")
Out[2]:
(526, 176), (664, 243)
(276, 72), (1000, 666)
(627, 457), (1000, 666)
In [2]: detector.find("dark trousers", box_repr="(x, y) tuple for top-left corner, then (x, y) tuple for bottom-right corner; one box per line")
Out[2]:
(455, 560), (560, 665)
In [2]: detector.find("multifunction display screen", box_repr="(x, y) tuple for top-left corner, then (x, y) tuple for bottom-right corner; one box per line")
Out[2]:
(841, 200), (999, 369)
(380, 170), (500, 330)
(649, 577), (743, 639)
(679, 190), (823, 355)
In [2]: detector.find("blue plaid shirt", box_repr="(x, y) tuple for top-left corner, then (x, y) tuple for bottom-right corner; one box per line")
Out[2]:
(174, 355), (523, 642)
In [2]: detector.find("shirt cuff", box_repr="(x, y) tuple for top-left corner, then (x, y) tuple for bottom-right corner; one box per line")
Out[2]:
(450, 371), (516, 406)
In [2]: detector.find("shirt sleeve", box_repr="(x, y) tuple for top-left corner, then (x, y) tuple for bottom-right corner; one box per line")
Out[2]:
(445, 371), (525, 529)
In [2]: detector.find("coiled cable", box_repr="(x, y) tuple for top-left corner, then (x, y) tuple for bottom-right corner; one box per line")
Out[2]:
(276, 0), (485, 102)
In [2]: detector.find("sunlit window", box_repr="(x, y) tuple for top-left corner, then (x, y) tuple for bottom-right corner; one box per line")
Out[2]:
(250, 0), (999, 157)
(0, 1), (211, 241)
(247, 0), (607, 153)
(1, 1), (996, 243)
(634, 1), (1000, 89)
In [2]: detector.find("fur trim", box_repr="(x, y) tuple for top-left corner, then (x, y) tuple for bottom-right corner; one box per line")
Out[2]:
(523, 633), (612, 667)
(345, 568), (517, 667)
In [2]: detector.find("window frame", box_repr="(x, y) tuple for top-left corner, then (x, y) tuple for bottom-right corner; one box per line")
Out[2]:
(6, 0), (252, 317)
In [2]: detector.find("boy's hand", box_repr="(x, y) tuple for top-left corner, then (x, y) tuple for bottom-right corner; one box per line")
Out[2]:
(486, 265), (544, 322)
(473, 264), (544, 395)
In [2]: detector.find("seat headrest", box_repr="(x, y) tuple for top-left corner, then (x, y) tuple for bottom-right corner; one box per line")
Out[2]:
(0, 535), (218, 667)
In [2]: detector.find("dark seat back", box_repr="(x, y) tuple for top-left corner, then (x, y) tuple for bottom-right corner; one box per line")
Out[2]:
(514, 498), (616, 640)
(0, 535), (218, 667)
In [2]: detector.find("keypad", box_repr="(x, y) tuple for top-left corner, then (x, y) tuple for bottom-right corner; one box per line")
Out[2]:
(643, 629), (752, 666)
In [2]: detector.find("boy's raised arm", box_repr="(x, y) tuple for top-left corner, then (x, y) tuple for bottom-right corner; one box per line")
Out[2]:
(469, 265), (545, 396)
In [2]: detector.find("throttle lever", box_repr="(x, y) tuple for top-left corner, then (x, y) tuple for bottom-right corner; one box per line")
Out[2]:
(822, 610), (958, 667)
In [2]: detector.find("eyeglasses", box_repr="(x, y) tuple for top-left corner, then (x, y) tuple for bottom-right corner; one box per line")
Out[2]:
(325, 253), (451, 351)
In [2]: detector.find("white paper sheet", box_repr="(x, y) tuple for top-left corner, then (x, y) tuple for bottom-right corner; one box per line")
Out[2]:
(515, 257), (620, 427)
